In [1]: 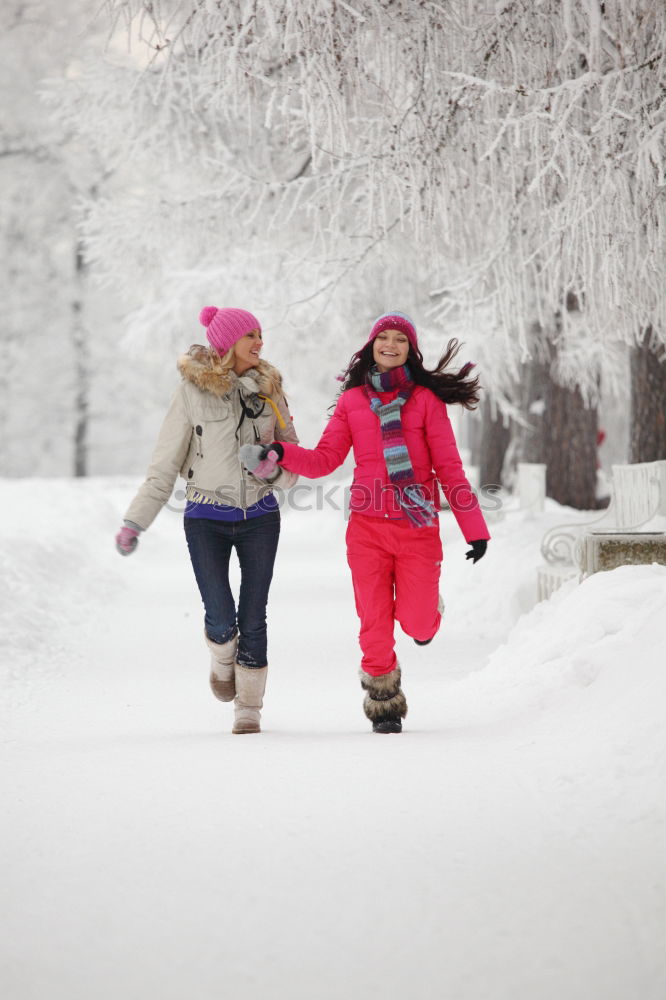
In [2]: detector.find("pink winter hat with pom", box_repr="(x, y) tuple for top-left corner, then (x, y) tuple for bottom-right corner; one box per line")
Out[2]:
(199, 306), (261, 355)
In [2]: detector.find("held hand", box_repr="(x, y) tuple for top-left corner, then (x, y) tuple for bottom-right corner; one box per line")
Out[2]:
(465, 539), (487, 564)
(115, 524), (140, 556)
(239, 442), (283, 480)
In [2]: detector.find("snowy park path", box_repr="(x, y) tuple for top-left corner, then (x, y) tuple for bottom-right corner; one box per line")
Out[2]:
(2, 481), (665, 1000)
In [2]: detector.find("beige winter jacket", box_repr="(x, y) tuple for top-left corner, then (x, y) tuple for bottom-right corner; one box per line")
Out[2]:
(124, 348), (299, 530)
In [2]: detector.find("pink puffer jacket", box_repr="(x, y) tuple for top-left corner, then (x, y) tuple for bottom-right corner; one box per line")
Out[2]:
(279, 385), (490, 542)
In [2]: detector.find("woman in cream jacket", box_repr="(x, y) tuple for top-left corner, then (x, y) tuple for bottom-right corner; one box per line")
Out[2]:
(115, 306), (298, 734)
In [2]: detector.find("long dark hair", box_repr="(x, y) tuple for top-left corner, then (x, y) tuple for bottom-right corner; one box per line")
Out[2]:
(339, 338), (481, 410)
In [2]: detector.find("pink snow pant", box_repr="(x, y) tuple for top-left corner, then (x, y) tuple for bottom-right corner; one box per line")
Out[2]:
(345, 512), (443, 677)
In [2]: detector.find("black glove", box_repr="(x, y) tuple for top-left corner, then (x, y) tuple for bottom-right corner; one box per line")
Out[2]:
(465, 539), (487, 564)
(263, 441), (284, 461)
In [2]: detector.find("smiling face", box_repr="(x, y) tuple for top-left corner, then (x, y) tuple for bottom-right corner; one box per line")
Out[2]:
(372, 328), (410, 372)
(233, 329), (263, 375)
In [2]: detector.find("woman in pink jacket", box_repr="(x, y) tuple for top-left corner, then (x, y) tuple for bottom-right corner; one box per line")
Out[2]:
(241, 312), (490, 734)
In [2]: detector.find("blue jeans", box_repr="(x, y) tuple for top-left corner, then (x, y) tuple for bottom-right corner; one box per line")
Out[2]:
(184, 512), (280, 668)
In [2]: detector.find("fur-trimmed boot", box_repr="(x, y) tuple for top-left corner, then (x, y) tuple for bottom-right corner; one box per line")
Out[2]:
(205, 632), (237, 702)
(232, 665), (267, 734)
(360, 666), (407, 734)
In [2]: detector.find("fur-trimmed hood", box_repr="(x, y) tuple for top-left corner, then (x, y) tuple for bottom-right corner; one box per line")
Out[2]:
(177, 345), (284, 399)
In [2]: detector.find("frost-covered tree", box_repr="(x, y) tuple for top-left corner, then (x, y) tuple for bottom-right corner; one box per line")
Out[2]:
(0, 1), (114, 476)
(0, 1), (175, 477)
(0, 3), (82, 475)
(49, 0), (665, 493)
(83, 3), (664, 337)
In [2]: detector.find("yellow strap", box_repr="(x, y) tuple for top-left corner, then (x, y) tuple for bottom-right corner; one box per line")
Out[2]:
(258, 394), (287, 430)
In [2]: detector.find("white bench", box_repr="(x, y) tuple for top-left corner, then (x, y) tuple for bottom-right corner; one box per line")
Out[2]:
(537, 460), (666, 601)
(609, 461), (666, 532)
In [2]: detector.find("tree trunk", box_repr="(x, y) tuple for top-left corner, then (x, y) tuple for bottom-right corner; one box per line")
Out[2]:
(544, 379), (598, 509)
(520, 356), (550, 464)
(479, 396), (511, 489)
(514, 345), (598, 510)
(72, 242), (89, 477)
(630, 329), (666, 462)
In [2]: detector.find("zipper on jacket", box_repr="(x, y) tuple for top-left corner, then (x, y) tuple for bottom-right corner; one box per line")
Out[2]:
(245, 422), (259, 515)
(233, 390), (248, 519)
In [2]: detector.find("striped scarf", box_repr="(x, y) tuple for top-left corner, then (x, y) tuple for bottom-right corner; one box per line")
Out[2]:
(366, 364), (437, 528)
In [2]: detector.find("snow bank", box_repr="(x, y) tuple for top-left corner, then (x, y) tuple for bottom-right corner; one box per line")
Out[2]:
(0, 477), (174, 692)
(450, 560), (666, 732)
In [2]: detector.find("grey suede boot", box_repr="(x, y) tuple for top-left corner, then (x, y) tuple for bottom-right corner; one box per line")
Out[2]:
(360, 665), (407, 733)
(233, 664), (268, 734)
(205, 632), (237, 702)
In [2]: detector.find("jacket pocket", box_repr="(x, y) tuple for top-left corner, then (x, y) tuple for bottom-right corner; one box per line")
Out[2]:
(196, 414), (233, 456)
(197, 400), (232, 422)
(183, 413), (229, 481)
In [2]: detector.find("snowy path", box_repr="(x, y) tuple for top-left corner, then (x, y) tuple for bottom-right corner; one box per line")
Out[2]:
(2, 480), (665, 1000)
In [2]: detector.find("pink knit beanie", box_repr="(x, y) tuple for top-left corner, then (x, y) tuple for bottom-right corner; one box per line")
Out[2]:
(199, 306), (261, 355)
(367, 311), (418, 350)
(336, 310), (420, 382)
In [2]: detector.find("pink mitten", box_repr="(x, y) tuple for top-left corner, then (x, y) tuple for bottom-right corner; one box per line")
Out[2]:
(115, 524), (140, 556)
(240, 443), (281, 480)
(252, 449), (279, 479)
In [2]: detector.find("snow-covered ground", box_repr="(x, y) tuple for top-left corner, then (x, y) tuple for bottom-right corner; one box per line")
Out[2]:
(2, 478), (665, 1000)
